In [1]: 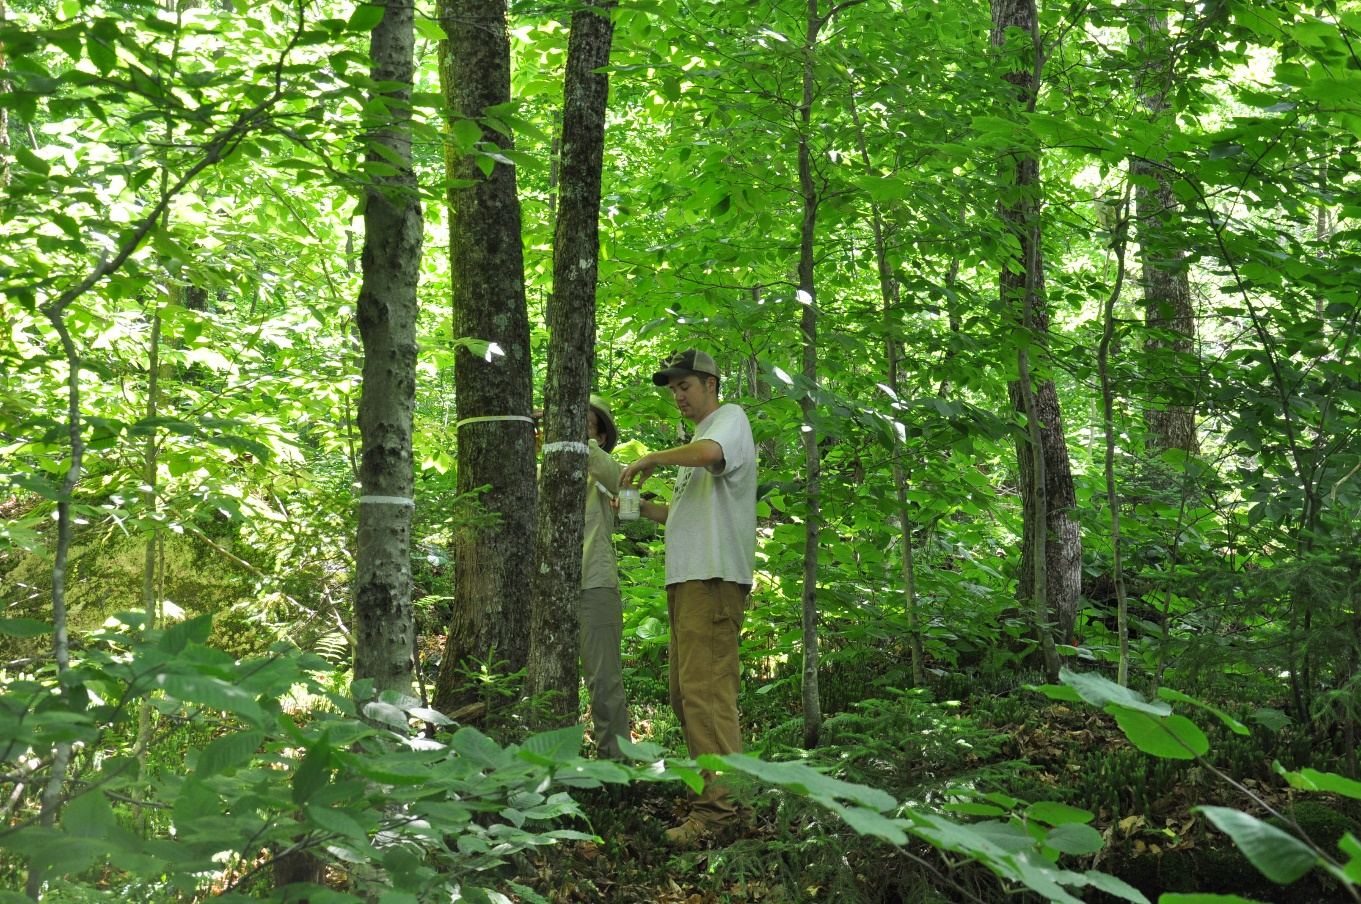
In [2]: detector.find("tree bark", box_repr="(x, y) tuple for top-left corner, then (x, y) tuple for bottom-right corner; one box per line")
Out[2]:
(797, 0), (823, 750)
(526, 0), (615, 720)
(1097, 190), (1132, 686)
(434, 0), (537, 712)
(1, 0), (9, 188)
(134, 303), (162, 830)
(1132, 6), (1196, 457)
(848, 85), (926, 688)
(991, 0), (1077, 671)
(354, 0), (422, 696)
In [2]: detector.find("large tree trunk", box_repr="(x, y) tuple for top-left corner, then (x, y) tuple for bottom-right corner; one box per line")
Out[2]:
(354, 0), (422, 696)
(526, 0), (615, 720)
(434, 0), (537, 712)
(1133, 8), (1196, 457)
(990, 0), (1077, 672)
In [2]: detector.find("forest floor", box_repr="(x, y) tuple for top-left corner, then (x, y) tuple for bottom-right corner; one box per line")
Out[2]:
(495, 690), (1361, 904)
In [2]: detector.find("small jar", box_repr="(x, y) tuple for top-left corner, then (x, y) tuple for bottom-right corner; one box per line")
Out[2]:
(618, 488), (641, 521)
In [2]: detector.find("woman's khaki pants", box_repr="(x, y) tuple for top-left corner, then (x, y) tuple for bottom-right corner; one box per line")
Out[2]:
(581, 586), (630, 759)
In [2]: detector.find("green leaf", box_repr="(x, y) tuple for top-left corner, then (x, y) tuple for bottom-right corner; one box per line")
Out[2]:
(1031, 683), (1082, 703)
(1026, 801), (1094, 826)
(1110, 707), (1208, 759)
(1195, 806), (1319, 884)
(1339, 832), (1361, 882)
(10, 144), (50, 177)
(1157, 688), (1249, 735)
(1083, 871), (1149, 904)
(450, 727), (510, 769)
(0, 617), (54, 637)
(713, 754), (897, 811)
(616, 737), (666, 761)
(944, 802), (1007, 817)
(520, 725), (584, 764)
(1059, 668), (1171, 717)
(361, 700), (410, 729)
(348, 3), (385, 31)
(159, 613), (213, 655)
(823, 800), (908, 844)
(292, 733), (333, 806)
(380, 893), (420, 904)
(1044, 823), (1104, 855)
(172, 779), (218, 829)
(1250, 707), (1291, 732)
(1273, 765), (1361, 800)
(156, 672), (265, 721)
(196, 730), (265, 776)
(413, 17), (447, 41)
(1159, 896), (1268, 904)
(87, 18), (120, 74)
(450, 118), (482, 150)
(306, 805), (368, 840)
(62, 791), (116, 838)
(9, 472), (70, 502)
(357, 752), (439, 785)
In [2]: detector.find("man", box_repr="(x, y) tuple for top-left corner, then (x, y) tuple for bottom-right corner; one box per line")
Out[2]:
(581, 395), (630, 759)
(618, 348), (757, 844)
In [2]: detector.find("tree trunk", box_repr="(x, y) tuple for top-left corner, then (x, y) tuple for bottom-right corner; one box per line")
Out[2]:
(434, 0), (538, 712)
(134, 304), (162, 830)
(797, 0), (822, 750)
(526, 0), (615, 720)
(990, 0), (1076, 672)
(1, 0), (9, 188)
(1132, 6), (1196, 457)
(27, 301), (83, 900)
(354, 0), (422, 696)
(848, 85), (926, 688)
(1097, 190), (1132, 685)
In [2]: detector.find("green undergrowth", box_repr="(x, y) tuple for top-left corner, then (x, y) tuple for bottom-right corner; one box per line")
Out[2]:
(607, 644), (1360, 904)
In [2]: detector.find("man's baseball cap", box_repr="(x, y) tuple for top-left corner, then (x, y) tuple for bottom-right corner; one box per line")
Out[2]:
(652, 349), (720, 387)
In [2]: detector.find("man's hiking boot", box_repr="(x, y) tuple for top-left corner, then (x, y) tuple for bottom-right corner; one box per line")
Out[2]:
(664, 816), (713, 847)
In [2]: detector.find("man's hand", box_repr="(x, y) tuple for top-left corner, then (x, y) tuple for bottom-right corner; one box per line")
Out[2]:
(619, 453), (659, 489)
(618, 440), (724, 490)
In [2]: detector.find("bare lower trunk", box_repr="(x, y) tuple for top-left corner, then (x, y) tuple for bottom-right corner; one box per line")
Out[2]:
(134, 304), (163, 830)
(526, 0), (615, 720)
(354, 0), (422, 697)
(1098, 192), (1133, 685)
(27, 306), (83, 899)
(795, 0), (826, 751)
(434, 0), (537, 712)
(848, 85), (925, 687)
(1132, 6), (1196, 457)
(991, 0), (1074, 675)
(0, 0), (9, 187)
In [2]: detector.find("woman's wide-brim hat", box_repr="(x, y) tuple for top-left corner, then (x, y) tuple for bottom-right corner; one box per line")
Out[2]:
(589, 394), (619, 452)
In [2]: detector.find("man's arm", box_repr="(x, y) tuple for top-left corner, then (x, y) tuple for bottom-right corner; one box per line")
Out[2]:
(640, 499), (668, 525)
(617, 439), (724, 489)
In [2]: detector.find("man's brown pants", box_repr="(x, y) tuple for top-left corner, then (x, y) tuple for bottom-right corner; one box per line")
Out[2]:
(667, 578), (747, 825)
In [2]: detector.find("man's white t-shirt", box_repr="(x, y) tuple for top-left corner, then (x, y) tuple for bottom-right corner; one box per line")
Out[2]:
(664, 403), (757, 588)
